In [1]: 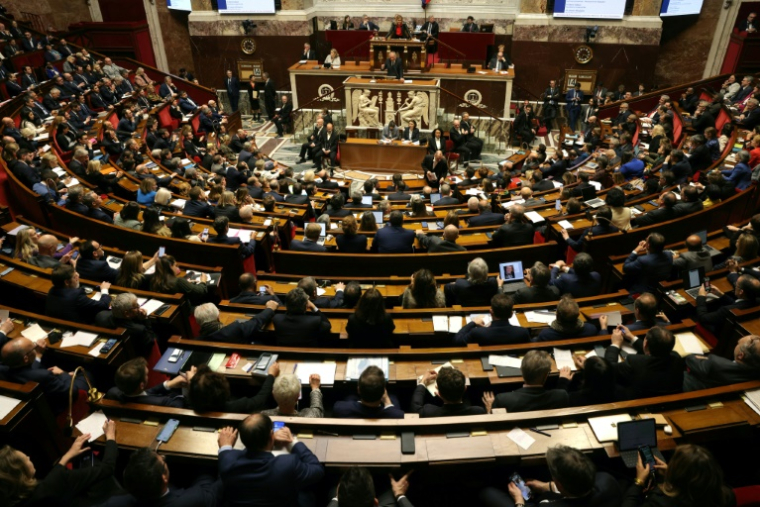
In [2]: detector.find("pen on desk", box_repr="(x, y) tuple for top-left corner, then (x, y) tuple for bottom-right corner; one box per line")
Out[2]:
(528, 427), (551, 437)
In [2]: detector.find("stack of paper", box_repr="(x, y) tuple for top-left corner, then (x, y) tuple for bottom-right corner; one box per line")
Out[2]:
(6, 225), (29, 236)
(558, 220), (574, 230)
(21, 324), (48, 341)
(553, 348), (577, 371)
(170, 199), (186, 209)
(743, 388), (760, 416)
(488, 355), (522, 368)
(588, 414), (633, 442)
(60, 331), (99, 348)
(524, 311), (555, 324)
(295, 362), (337, 385)
(525, 211), (545, 224)
(227, 228), (252, 243)
(466, 314), (493, 327)
(0, 394), (21, 420)
(64, 177), (80, 187)
(75, 411), (108, 442)
(140, 299), (165, 315)
(346, 357), (389, 381)
(417, 362), (469, 396)
(432, 315), (449, 332)
(674, 332), (708, 356)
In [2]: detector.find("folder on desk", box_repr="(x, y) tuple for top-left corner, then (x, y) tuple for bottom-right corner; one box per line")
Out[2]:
(154, 347), (192, 375)
(589, 414), (633, 443)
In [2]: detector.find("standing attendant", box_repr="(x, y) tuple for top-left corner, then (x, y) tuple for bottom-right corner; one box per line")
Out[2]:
(225, 70), (240, 112)
(542, 79), (560, 129)
(264, 72), (276, 120)
(565, 82), (583, 132)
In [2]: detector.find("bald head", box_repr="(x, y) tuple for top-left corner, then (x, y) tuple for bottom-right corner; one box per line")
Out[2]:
(1, 337), (34, 368)
(239, 413), (274, 451)
(685, 234), (703, 251)
(509, 204), (526, 222)
(443, 225), (459, 242)
(37, 234), (59, 255)
(520, 187), (533, 199)
(467, 196), (479, 212)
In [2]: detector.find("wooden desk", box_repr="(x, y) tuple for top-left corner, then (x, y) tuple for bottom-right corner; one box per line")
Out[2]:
(437, 32), (495, 62)
(368, 39), (427, 71)
(339, 138), (428, 174)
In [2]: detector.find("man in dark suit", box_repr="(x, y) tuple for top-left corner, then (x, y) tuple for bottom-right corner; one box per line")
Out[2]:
(565, 82), (583, 132)
(371, 210), (415, 253)
(5, 76), (24, 98)
(116, 108), (137, 141)
(3, 39), (21, 58)
(178, 90), (199, 114)
(20, 66), (37, 90)
(673, 185), (703, 217)
(462, 16), (478, 32)
(534, 296), (600, 342)
(381, 51), (404, 80)
(299, 43), (317, 60)
(549, 253), (602, 298)
(358, 15), (380, 31)
(224, 70), (240, 112)
(467, 198), (505, 228)
(480, 446), (622, 507)
(449, 119), (471, 161)
(297, 276), (345, 309)
(416, 225), (466, 253)
(542, 79), (561, 129)
(333, 365), (405, 418)
(328, 467), (415, 507)
(103, 447), (222, 507)
(105, 357), (187, 408)
(443, 257), (499, 306)
(291, 223), (328, 252)
(273, 288), (331, 347)
(684, 334), (760, 391)
(195, 301), (278, 343)
(46, 265), (112, 324)
(95, 293), (157, 355)
(622, 233), (674, 294)
(218, 415), (324, 506)
(181, 186), (215, 219)
(318, 122), (339, 168)
(679, 87), (699, 114)
(207, 216), (256, 258)
(632, 191), (678, 227)
(673, 234), (713, 273)
(531, 169), (554, 192)
(513, 262), (560, 304)
(454, 294), (530, 346)
(75, 240), (119, 283)
(696, 274), (760, 336)
(230, 273), (283, 306)
(159, 76), (178, 99)
(422, 150), (448, 187)
(273, 95), (292, 137)
(738, 11), (757, 33)
(736, 99), (760, 129)
(604, 325), (684, 400)
(420, 15), (440, 54)
(1, 337), (92, 413)
(492, 350), (570, 412)
(491, 205), (534, 247)
(412, 366), (486, 417)
(263, 72), (277, 120)
(434, 183), (460, 206)
(297, 117), (324, 164)
(488, 49), (511, 71)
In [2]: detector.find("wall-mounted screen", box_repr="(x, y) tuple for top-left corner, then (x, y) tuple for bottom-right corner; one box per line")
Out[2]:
(554, 0), (626, 19)
(218, 0), (276, 14)
(660, 0), (704, 16)
(167, 0), (192, 11)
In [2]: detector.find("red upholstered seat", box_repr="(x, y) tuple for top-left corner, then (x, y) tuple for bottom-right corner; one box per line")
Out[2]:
(735, 486), (760, 507)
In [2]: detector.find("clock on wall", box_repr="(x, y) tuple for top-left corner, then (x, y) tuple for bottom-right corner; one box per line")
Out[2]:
(573, 45), (593, 65)
(241, 38), (257, 55)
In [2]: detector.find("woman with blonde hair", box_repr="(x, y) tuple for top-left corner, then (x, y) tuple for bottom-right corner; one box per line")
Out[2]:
(14, 228), (77, 263)
(133, 67), (155, 88)
(325, 48), (341, 67)
(215, 191), (241, 222)
(137, 177), (157, 205)
(336, 215), (368, 253)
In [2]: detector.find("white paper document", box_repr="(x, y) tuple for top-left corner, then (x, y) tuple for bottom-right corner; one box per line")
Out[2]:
(295, 362), (337, 385)
(346, 357), (389, 381)
(141, 299), (165, 316)
(448, 315), (463, 333)
(75, 411), (108, 442)
(432, 315), (449, 332)
(558, 220), (574, 230)
(0, 394), (21, 420)
(588, 414), (633, 443)
(675, 332), (706, 355)
(553, 348), (577, 371)
(21, 324), (48, 341)
(72, 331), (99, 348)
(507, 427), (535, 450)
(488, 355), (522, 368)
(524, 311), (555, 324)
(466, 314), (492, 327)
(525, 211), (545, 224)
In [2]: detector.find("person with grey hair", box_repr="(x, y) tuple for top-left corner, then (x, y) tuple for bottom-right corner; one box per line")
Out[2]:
(721, 149), (753, 190)
(468, 198), (505, 227)
(488, 350), (569, 413)
(194, 300), (278, 344)
(443, 257), (500, 306)
(298, 276), (346, 309)
(273, 288), (331, 346)
(436, 183), (460, 206)
(69, 147), (89, 177)
(512, 261), (559, 304)
(291, 222), (328, 252)
(415, 224), (466, 253)
(261, 373), (323, 418)
(479, 445), (621, 506)
(534, 295), (600, 342)
(348, 190), (372, 209)
(95, 292), (156, 355)
(685, 334), (760, 391)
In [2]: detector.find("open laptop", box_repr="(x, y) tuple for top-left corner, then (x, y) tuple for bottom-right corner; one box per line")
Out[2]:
(499, 261), (526, 293)
(682, 266), (718, 300)
(695, 230), (723, 257)
(361, 195), (373, 205)
(584, 194), (605, 208)
(617, 419), (665, 468)
(372, 211), (384, 228)
(580, 185), (597, 201)
(429, 193), (442, 204)
(317, 222), (327, 245)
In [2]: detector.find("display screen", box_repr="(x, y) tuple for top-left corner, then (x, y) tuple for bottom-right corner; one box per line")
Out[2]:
(554, 0), (626, 19)
(218, 0), (275, 14)
(660, 0), (704, 16)
(167, 0), (192, 11)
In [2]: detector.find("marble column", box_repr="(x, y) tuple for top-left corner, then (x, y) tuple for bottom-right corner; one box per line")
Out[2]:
(88, 0), (103, 22)
(520, 0), (545, 14)
(143, 0), (170, 72)
(632, 0), (662, 17)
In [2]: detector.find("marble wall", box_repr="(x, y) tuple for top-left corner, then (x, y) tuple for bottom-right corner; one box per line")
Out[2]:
(156, 0), (196, 77)
(2, 0), (92, 30)
(653, 0), (722, 87)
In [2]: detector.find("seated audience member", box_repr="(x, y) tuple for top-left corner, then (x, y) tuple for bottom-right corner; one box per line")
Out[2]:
(401, 269), (446, 308)
(412, 366), (487, 417)
(229, 273), (282, 305)
(261, 373), (323, 418)
(696, 274), (760, 335)
(605, 187), (632, 231)
(46, 265), (111, 323)
(467, 197), (505, 227)
(82, 192), (114, 224)
(272, 288), (331, 346)
(0, 421), (121, 507)
(490, 350), (569, 412)
(328, 467), (415, 507)
(137, 177), (158, 205)
(722, 149), (752, 191)
(688, 334), (760, 392)
(673, 185), (703, 217)
(336, 215), (368, 253)
(624, 444), (734, 507)
(183, 186), (216, 219)
(195, 301), (278, 343)
(325, 193), (351, 218)
(618, 150), (645, 181)
(513, 262), (560, 304)
(114, 201), (143, 230)
(604, 325), (684, 399)
(535, 295), (600, 342)
(725, 214), (760, 252)
(370, 210), (414, 253)
(623, 232), (674, 294)
(454, 295), (529, 349)
(1, 337), (92, 412)
(632, 191), (678, 227)
(557, 355), (619, 406)
(217, 415), (324, 506)
(333, 365), (404, 418)
(150, 255), (210, 306)
(27, 234), (74, 268)
(346, 288), (396, 348)
(95, 293), (156, 355)
(291, 222), (328, 252)
(549, 253), (602, 298)
(114, 251), (155, 291)
(206, 216), (256, 258)
(298, 276), (346, 309)
(715, 231), (759, 269)
(627, 292), (669, 331)
(560, 206), (618, 251)
(673, 234), (714, 272)
(491, 205), (534, 247)
(416, 225), (466, 252)
(480, 445), (621, 507)
(444, 257), (499, 306)
(76, 240), (119, 283)
(106, 357), (188, 407)
(189, 362), (278, 413)
(103, 447), (222, 507)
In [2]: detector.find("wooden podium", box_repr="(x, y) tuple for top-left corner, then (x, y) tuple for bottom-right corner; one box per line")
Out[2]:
(721, 30), (760, 75)
(369, 38), (427, 72)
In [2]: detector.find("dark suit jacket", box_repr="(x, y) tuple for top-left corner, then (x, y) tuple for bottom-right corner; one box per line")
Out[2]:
(622, 251), (674, 294)
(100, 476), (222, 507)
(200, 310), (275, 344)
(488, 54), (512, 70)
(300, 50), (317, 60)
(684, 354), (760, 391)
(45, 287), (111, 323)
(454, 320), (530, 346)
(229, 291), (282, 306)
(384, 58), (403, 79)
(673, 199), (703, 218)
(417, 235), (466, 253)
(335, 233), (368, 253)
(183, 199), (216, 219)
(318, 129), (338, 153)
(410, 384), (486, 417)
(106, 382), (186, 408)
(493, 386), (569, 413)
(468, 211), (505, 228)
(401, 127), (420, 142)
(273, 312), (331, 346)
(550, 268), (602, 298)
(290, 238), (327, 252)
(346, 314), (395, 348)
(513, 285), (560, 305)
(605, 345), (684, 400)
(633, 206), (676, 227)
(696, 295), (754, 332)
(76, 258), (119, 283)
(491, 221), (534, 246)
(218, 443), (324, 507)
(370, 225), (415, 253)
(534, 323), (599, 342)
(225, 76), (240, 94)
(445, 278), (499, 307)
(159, 83), (176, 98)
(332, 400), (405, 418)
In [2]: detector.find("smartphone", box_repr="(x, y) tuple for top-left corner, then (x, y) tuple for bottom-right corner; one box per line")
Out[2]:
(273, 421), (285, 431)
(71, 251), (79, 260)
(202, 227), (209, 237)
(158, 246), (166, 257)
(99, 338), (118, 354)
(704, 276), (711, 291)
(555, 199), (561, 211)
(167, 349), (182, 363)
(509, 473), (532, 500)
(259, 286), (268, 295)
(639, 445), (657, 474)
(421, 221), (428, 228)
